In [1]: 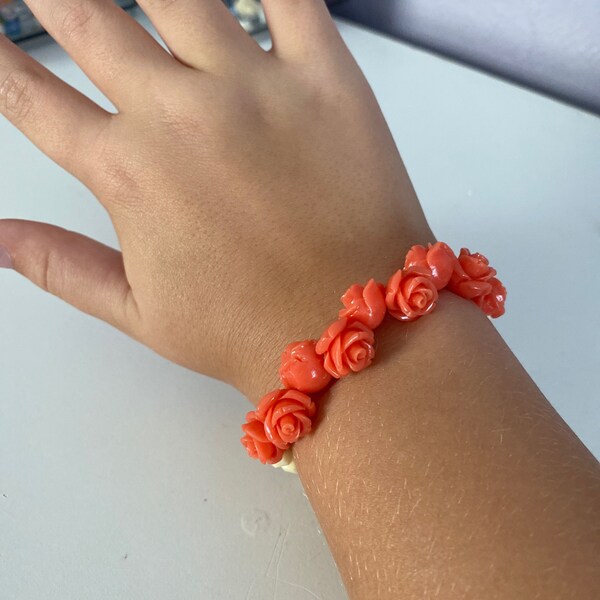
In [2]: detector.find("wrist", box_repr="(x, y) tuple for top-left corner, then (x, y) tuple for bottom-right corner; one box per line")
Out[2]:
(234, 289), (481, 406)
(230, 227), (438, 402)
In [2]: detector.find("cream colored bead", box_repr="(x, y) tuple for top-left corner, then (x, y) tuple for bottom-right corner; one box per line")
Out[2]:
(272, 449), (297, 474)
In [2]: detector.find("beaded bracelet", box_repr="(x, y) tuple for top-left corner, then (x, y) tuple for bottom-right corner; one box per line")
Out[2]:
(240, 243), (507, 473)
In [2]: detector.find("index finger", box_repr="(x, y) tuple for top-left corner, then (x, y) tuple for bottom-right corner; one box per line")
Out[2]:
(0, 34), (111, 183)
(23, 0), (178, 109)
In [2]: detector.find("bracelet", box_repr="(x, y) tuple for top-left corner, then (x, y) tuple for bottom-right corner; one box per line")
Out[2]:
(240, 243), (507, 473)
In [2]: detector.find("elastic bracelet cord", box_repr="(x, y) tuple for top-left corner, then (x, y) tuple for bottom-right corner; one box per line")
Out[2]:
(240, 243), (507, 473)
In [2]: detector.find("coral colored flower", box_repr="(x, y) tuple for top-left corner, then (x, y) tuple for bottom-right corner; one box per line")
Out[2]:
(404, 242), (457, 290)
(316, 317), (375, 378)
(385, 267), (439, 321)
(256, 389), (316, 449)
(474, 277), (507, 318)
(279, 340), (332, 393)
(241, 413), (284, 464)
(447, 248), (497, 300)
(338, 279), (387, 329)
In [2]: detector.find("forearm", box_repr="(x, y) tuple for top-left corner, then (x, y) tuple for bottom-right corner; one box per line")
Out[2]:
(287, 292), (600, 599)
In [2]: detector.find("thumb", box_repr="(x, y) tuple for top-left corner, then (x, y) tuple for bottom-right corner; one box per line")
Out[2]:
(0, 219), (140, 335)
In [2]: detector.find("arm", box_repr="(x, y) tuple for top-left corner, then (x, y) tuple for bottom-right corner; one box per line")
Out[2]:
(0, 2), (598, 599)
(246, 292), (600, 599)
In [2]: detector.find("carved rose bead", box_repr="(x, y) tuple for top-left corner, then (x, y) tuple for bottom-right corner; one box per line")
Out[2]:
(404, 242), (457, 290)
(279, 340), (332, 393)
(474, 277), (507, 318)
(447, 248), (497, 299)
(241, 413), (284, 465)
(316, 317), (375, 379)
(338, 279), (387, 329)
(385, 267), (439, 321)
(256, 389), (316, 449)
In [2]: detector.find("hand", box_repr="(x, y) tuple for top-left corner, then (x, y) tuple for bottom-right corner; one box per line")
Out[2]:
(0, 0), (432, 396)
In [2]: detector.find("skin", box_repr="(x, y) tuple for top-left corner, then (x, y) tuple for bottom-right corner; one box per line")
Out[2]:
(0, 1), (598, 598)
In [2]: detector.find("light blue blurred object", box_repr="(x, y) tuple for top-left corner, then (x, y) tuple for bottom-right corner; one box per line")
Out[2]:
(225, 0), (266, 33)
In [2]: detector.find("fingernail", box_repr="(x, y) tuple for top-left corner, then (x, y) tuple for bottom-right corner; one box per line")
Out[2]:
(0, 245), (13, 269)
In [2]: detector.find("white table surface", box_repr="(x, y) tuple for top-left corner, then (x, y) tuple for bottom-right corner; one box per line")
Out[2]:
(1, 10), (599, 600)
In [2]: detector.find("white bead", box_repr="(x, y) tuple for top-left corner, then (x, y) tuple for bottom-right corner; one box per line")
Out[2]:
(272, 449), (297, 474)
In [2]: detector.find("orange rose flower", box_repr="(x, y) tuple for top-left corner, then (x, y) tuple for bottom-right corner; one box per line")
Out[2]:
(241, 412), (284, 464)
(338, 278), (387, 329)
(315, 317), (375, 378)
(404, 242), (457, 290)
(256, 389), (316, 449)
(279, 340), (332, 393)
(385, 267), (439, 321)
(447, 248), (497, 299)
(474, 277), (507, 318)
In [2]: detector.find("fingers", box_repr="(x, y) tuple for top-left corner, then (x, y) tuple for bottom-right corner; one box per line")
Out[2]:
(136, 0), (263, 71)
(0, 219), (140, 336)
(261, 0), (345, 62)
(23, 0), (176, 108)
(0, 35), (111, 182)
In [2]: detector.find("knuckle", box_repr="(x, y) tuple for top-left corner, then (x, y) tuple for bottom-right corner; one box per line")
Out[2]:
(0, 69), (39, 120)
(98, 153), (143, 210)
(36, 246), (58, 296)
(59, 0), (94, 42)
(82, 118), (140, 209)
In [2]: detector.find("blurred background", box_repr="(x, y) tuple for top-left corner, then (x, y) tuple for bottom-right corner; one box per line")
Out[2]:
(2, 0), (598, 115)
(332, 0), (600, 116)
